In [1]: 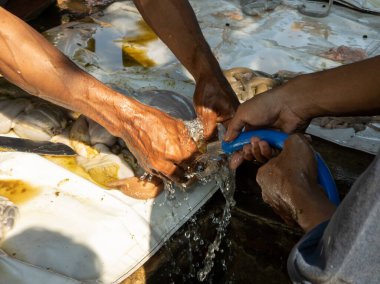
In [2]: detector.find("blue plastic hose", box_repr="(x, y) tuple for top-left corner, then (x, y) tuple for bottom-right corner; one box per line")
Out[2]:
(222, 129), (340, 206)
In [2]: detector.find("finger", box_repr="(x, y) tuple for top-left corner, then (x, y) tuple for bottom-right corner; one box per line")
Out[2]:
(229, 151), (244, 170)
(154, 161), (188, 184)
(258, 140), (272, 160)
(224, 108), (247, 142)
(107, 177), (164, 200)
(176, 150), (201, 175)
(197, 109), (217, 140)
(242, 144), (254, 161)
(252, 140), (266, 163)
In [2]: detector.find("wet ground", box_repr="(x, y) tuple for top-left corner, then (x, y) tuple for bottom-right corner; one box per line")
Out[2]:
(16, 1), (377, 283)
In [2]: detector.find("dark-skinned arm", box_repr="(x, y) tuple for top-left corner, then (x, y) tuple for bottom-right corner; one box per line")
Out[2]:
(133, 0), (240, 139)
(225, 56), (380, 168)
(226, 56), (380, 141)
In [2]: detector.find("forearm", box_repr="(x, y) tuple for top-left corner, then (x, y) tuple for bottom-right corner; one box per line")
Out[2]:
(0, 8), (141, 137)
(285, 56), (380, 119)
(132, 0), (225, 82)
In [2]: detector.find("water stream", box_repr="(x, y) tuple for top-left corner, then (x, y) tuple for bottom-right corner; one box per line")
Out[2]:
(163, 121), (238, 282)
(191, 154), (236, 282)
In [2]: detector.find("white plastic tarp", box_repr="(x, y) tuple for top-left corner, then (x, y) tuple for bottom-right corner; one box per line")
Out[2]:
(0, 152), (217, 283)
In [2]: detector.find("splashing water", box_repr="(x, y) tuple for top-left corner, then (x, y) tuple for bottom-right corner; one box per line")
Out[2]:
(164, 180), (183, 209)
(193, 154), (236, 281)
(184, 118), (204, 144)
(182, 121), (237, 281)
(157, 121), (236, 281)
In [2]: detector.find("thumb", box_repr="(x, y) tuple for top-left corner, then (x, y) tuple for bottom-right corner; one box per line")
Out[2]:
(195, 106), (217, 140)
(224, 112), (246, 142)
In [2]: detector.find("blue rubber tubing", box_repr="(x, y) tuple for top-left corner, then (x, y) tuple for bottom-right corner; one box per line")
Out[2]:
(222, 129), (340, 206)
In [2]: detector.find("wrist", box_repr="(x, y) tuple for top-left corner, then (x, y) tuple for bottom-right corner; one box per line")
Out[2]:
(280, 74), (322, 122)
(293, 184), (336, 233)
(192, 44), (225, 83)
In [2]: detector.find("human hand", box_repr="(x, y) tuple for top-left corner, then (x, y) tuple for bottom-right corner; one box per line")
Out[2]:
(225, 83), (312, 169)
(224, 84), (311, 142)
(194, 75), (240, 140)
(256, 134), (336, 232)
(229, 136), (278, 169)
(115, 102), (199, 183)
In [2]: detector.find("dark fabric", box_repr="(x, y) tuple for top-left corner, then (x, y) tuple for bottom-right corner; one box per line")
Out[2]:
(288, 151), (380, 283)
(1, 0), (55, 21)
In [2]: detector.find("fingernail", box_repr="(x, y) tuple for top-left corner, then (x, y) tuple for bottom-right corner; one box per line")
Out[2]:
(223, 132), (231, 141)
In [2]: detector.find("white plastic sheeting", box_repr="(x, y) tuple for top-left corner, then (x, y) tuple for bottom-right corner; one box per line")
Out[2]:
(0, 152), (217, 283)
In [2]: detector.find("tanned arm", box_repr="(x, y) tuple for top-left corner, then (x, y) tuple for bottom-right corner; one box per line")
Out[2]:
(0, 7), (198, 182)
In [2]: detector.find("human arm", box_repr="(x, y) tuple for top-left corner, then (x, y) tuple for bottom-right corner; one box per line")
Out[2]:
(0, 7), (198, 182)
(226, 55), (380, 140)
(132, 0), (240, 139)
(226, 56), (380, 168)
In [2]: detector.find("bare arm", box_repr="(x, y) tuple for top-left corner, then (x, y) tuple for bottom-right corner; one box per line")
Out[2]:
(225, 56), (380, 169)
(287, 56), (380, 119)
(0, 7), (126, 130)
(133, 0), (219, 82)
(0, 8), (198, 181)
(226, 55), (380, 141)
(132, 0), (239, 138)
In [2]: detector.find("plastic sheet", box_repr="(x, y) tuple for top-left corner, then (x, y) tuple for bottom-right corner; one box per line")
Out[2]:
(0, 152), (217, 283)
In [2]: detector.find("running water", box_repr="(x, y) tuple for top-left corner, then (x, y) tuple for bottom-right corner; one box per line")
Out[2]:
(183, 120), (237, 282)
(157, 120), (236, 281)
(184, 118), (204, 144)
(191, 154), (236, 282)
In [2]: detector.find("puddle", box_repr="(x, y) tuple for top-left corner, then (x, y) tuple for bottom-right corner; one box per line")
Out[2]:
(0, 180), (40, 204)
(83, 20), (157, 68)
